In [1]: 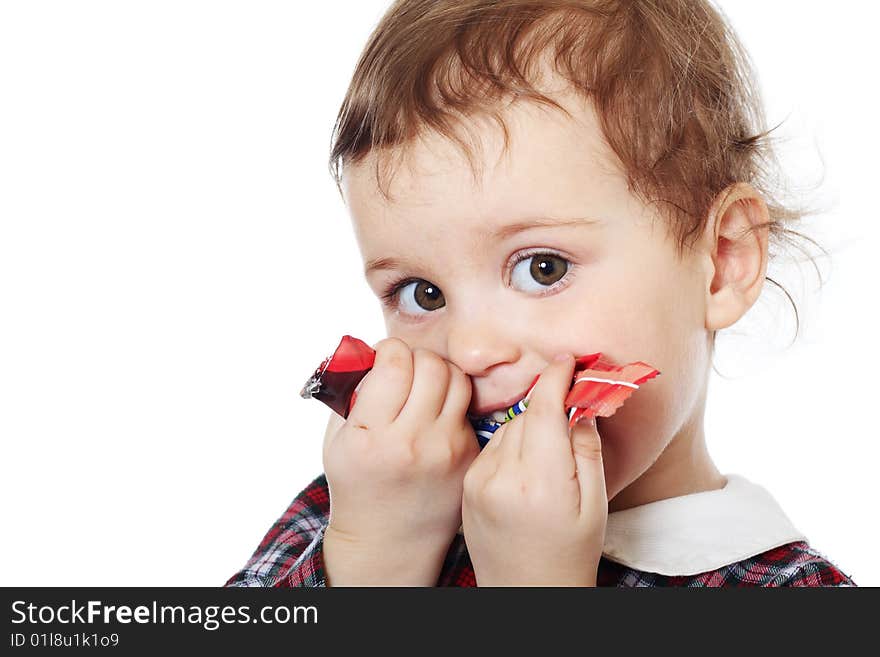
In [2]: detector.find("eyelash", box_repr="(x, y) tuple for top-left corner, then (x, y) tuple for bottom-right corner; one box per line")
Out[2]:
(379, 248), (575, 311)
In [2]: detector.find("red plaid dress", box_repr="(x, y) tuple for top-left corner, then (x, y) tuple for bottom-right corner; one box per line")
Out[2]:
(225, 473), (856, 587)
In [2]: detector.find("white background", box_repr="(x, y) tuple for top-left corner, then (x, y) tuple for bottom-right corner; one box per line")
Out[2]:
(1, 1), (877, 586)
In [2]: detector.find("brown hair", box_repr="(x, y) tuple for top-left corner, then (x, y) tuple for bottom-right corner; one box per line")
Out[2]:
(328, 0), (825, 342)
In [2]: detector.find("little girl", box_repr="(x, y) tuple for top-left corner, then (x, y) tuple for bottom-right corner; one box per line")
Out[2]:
(226, 0), (856, 586)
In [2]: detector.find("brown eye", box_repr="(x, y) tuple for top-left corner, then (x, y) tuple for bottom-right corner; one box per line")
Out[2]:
(511, 253), (569, 292)
(399, 280), (445, 314)
(530, 255), (567, 285)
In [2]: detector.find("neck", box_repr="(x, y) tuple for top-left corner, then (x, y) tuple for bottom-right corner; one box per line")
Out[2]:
(607, 407), (726, 513)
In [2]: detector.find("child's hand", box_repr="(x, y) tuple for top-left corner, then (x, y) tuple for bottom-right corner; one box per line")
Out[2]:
(321, 338), (480, 586)
(461, 353), (608, 586)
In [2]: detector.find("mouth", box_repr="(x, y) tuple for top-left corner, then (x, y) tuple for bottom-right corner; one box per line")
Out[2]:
(467, 386), (535, 424)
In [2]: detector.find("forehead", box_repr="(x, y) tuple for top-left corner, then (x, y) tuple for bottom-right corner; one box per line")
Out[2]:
(341, 90), (628, 242)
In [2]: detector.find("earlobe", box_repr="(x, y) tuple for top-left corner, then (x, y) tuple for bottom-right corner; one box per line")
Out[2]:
(703, 183), (771, 331)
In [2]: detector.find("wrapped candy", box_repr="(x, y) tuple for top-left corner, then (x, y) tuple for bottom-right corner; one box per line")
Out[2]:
(470, 353), (660, 447)
(301, 335), (660, 448)
(300, 335), (376, 419)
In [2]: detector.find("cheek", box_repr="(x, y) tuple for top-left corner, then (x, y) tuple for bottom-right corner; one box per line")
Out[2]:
(565, 257), (706, 391)
(593, 326), (708, 497)
(602, 353), (692, 441)
(544, 276), (706, 490)
(594, 374), (680, 497)
(527, 284), (654, 362)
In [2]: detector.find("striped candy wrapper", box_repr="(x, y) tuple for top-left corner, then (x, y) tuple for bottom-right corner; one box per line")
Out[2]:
(468, 353), (660, 448)
(302, 336), (660, 449)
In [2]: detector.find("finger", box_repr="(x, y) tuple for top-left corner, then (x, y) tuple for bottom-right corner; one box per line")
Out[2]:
(438, 361), (472, 423)
(476, 420), (520, 487)
(395, 349), (451, 428)
(520, 353), (577, 474)
(476, 417), (512, 462)
(463, 422), (504, 498)
(498, 415), (526, 469)
(346, 337), (412, 427)
(570, 415), (609, 518)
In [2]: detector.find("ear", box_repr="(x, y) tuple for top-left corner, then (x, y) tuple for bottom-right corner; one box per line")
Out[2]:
(701, 183), (771, 331)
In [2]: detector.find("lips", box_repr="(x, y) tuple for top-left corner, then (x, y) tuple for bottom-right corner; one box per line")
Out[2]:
(467, 385), (535, 422)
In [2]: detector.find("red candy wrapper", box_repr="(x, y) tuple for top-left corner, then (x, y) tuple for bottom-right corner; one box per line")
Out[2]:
(301, 335), (660, 429)
(299, 335), (376, 419)
(545, 353), (659, 428)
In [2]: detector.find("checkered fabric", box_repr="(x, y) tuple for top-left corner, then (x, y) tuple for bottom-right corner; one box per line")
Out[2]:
(225, 473), (857, 587)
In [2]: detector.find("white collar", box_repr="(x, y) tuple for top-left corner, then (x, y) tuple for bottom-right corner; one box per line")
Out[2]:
(602, 474), (808, 576)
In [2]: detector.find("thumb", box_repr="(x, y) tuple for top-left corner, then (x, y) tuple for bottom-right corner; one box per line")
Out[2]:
(570, 415), (609, 512)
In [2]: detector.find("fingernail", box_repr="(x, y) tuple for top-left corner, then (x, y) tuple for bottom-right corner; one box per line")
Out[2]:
(554, 353), (572, 362)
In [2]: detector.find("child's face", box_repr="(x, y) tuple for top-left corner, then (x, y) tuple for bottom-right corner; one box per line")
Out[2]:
(341, 92), (715, 507)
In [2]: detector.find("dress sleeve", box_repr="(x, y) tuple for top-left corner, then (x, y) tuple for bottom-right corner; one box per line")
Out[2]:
(224, 474), (331, 588)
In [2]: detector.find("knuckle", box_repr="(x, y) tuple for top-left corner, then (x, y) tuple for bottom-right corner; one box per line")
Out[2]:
(375, 336), (408, 353)
(481, 476), (511, 506)
(376, 338), (411, 363)
(523, 477), (553, 506)
(420, 422), (464, 461)
(427, 440), (454, 469)
(462, 466), (484, 498)
(572, 430), (603, 461)
(375, 340), (413, 379)
(449, 428), (478, 462)
(377, 435), (419, 472)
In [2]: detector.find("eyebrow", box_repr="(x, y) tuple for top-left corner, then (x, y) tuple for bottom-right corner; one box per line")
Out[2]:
(363, 215), (602, 276)
(490, 215), (602, 240)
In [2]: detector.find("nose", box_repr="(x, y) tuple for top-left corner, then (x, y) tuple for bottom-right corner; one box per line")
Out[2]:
(445, 314), (521, 378)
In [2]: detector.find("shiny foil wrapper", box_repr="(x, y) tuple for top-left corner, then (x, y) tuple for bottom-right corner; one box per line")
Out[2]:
(299, 335), (375, 419)
(302, 335), (660, 448)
